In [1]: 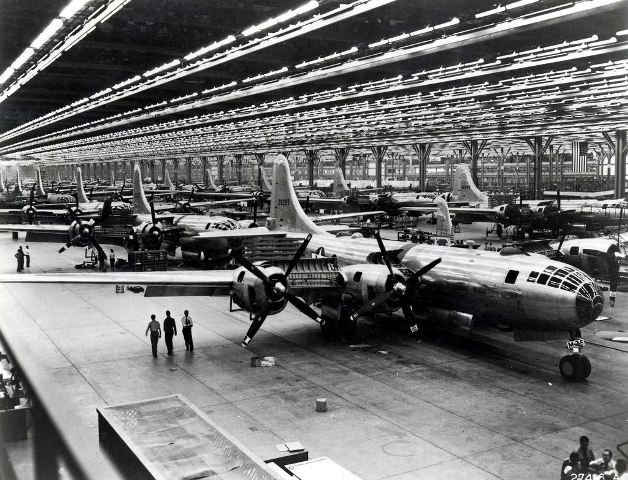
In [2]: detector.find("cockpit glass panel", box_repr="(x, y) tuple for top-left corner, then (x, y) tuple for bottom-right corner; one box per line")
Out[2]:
(544, 265), (557, 272)
(561, 282), (577, 292)
(548, 277), (561, 288)
(537, 273), (549, 285)
(527, 271), (539, 282)
(554, 269), (568, 278)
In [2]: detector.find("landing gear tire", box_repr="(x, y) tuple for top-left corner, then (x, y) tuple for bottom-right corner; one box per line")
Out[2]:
(559, 354), (591, 381)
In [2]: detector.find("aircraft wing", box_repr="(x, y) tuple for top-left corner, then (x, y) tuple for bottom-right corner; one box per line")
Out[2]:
(400, 206), (499, 223)
(189, 227), (286, 239)
(0, 208), (68, 216)
(0, 271), (234, 297)
(191, 192), (256, 199)
(320, 225), (362, 233)
(0, 223), (69, 233)
(311, 211), (386, 223)
(544, 190), (616, 199)
(596, 330), (628, 343)
(302, 197), (345, 205)
(190, 198), (256, 208)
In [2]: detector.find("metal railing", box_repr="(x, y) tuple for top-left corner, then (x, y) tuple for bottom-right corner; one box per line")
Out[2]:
(0, 326), (120, 480)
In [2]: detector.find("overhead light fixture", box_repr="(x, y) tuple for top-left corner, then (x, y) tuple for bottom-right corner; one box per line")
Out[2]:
(505, 0), (539, 9)
(32, 19), (64, 49)
(59, 0), (89, 19)
(144, 59), (181, 77)
(0, 68), (15, 84)
(242, 0), (319, 36)
(184, 35), (236, 61)
(476, 6), (506, 18)
(11, 48), (35, 70)
(434, 17), (459, 30)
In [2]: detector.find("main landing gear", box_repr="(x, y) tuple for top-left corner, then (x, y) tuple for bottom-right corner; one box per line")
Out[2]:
(559, 331), (591, 381)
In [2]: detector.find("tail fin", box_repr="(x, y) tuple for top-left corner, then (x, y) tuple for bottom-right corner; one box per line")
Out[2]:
(15, 168), (22, 195)
(261, 166), (272, 192)
(269, 155), (328, 235)
(76, 167), (90, 203)
(452, 164), (488, 203)
(35, 167), (46, 196)
(57, 171), (61, 182)
(0, 168), (5, 193)
(72, 170), (77, 184)
(206, 167), (219, 191)
(110, 170), (115, 186)
(133, 163), (151, 215)
(164, 169), (175, 190)
(332, 167), (350, 196)
(434, 196), (454, 242)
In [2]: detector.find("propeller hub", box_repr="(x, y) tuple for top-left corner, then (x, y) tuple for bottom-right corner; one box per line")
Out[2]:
(273, 282), (286, 295)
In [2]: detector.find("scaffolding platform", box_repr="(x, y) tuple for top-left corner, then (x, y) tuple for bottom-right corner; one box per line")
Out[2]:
(98, 394), (282, 480)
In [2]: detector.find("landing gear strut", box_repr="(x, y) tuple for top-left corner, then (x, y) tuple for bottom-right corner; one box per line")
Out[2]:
(559, 334), (591, 381)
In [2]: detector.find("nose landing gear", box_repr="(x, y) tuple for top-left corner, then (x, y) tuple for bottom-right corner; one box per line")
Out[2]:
(559, 335), (591, 381)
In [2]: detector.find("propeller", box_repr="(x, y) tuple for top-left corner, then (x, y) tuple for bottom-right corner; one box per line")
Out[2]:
(249, 201), (258, 228)
(23, 186), (37, 224)
(66, 195), (83, 220)
(58, 198), (112, 254)
(351, 232), (441, 328)
(88, 187), (94, 202)
(144, 200), (164, 249)
(228, 233), (324, 346)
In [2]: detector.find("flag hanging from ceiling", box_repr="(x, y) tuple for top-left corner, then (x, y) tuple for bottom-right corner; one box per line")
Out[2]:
(572, 141), (588, 173)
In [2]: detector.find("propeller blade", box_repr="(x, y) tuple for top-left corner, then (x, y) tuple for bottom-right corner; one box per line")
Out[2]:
(354, 290), (393, 317)
(187, 188), (194, 203)
(59, 234), (82, 253)
(285, 292), (324, 324)
(374, 231), (394, 276)
(411, 258), (442, 279)
(284, 234), (312, 277)
(228, 249), (269, 284)
(242, 301), (271, 346)
(150, 200), (156, 224)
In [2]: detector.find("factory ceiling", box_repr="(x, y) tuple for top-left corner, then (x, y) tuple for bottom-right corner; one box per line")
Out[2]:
(0, 0), (627, 163)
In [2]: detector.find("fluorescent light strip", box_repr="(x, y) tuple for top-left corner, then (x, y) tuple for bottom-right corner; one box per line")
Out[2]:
(32, 19), (64, 49)
(0, 0), (398, 143)
(4, 36), (625, 155)
(60, 0), (90, 19)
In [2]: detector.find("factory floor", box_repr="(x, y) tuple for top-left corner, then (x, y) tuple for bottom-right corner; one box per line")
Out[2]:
(0, 225), (627, 480)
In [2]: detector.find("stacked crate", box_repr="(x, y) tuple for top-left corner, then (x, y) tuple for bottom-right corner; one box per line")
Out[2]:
(128, 250), (168, 271)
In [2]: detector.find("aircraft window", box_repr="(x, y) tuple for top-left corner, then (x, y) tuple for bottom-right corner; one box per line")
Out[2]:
(537, 273), (549, 285)
(505, 270), (519, 284)
(548, 277), (561, 288)
(527, 271), (539, 282)
(367, 285), (376, 300)
(561, 282), (577, 293)
(563, 266), (575, 272)
(499, 206), (505, 211)
(554, 269), (568, 278)
(569, 246), (579, 255)
(353, 272), (362, 282)
(237, 271), (245, 282)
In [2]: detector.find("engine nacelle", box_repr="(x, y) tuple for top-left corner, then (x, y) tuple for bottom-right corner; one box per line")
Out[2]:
(134, 221), (163, 249)
(21, 204), (37, 222)
(68, 220), (94, 247)
(341, 264), (406, 313)
(420, 308), (474, 332)
(231, 266), (288, 316)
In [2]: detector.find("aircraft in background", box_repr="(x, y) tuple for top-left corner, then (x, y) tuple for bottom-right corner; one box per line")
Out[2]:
(0, 155), (607, 382)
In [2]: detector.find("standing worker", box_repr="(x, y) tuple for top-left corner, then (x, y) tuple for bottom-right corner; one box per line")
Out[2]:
(181, 309), (194, 351)
(24, 245), (30, 268)
(15, 246), (24, 272)
(109, 249), (116, 272)
(145, 314), (161, 358)
(163, 310), (177, 355)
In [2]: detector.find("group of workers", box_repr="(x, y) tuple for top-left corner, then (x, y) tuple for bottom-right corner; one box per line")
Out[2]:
(561, 436), (626, 479)
(145, 309), (194, 358)
(14, 245), (30, 271)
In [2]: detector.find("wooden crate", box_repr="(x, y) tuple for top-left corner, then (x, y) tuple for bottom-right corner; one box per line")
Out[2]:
(128, 250), (168, 272)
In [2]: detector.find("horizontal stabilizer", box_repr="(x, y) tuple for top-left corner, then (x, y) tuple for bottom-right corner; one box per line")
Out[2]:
(192, 227), (286, 239)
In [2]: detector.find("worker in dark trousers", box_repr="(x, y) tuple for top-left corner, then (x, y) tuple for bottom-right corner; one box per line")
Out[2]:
(15, 246), (24, 272)
(163, 310), (177, 355)
(181, 310), (194, 351)
(145, 314), (161, 358)
(109, 249), (116, 272)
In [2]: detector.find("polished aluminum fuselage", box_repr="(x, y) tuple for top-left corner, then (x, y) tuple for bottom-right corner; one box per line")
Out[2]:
(304, 234), (601, 331)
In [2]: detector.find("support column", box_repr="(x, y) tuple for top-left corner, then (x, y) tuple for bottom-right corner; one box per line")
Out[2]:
(333, 147), (350, 177)
(411, 143), (432, 191)
(216, 155), (225, 184)
(234, 154), (244, 184)
(161, 160), (167, 184)
(201, 156), (208, 185)
(255, 153), (265, 190)
(183, 157), (191, 184)
(304, 150), (319, 188)
(172, 158), (179, 186)
(492, 147), (511, 192)
(149, 160), (156, 183)
(615, 129), (627, 197)
(370, 146), (388, 189)
(524, 135), (553, 200)
(462, 139), (488, 187)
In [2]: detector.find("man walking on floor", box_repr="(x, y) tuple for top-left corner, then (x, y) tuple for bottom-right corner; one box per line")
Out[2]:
(181, 309), (194, 351)
(163, 310), (177, 355)
(145, 314), (161, 358)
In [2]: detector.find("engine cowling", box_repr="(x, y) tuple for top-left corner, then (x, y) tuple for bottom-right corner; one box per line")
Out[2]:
(21, 204), (38, 222)
(231, 265), (288, 316)
(68, 220), (95, 247)
(341, 264), (406, 313)
(134, 221), (163, 249)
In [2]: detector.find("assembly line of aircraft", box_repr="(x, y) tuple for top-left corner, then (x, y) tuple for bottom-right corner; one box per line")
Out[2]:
(1, 154), (626, 383)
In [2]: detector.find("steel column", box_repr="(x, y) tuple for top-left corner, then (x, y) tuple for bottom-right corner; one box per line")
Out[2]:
(304, 150), (318, 188)
(172, 158), (179, 185)
(523, 135), (552, 200)
(334, 147), (350, 176)
(234, 154), (244, 184)
(412, 143), (432, 191)
(615, 129), (627, 197)
(216, 155), (225, 183)
(462, 139), (488, 187)
(370, 146), (388, 189)
(255, 153), (265, 189)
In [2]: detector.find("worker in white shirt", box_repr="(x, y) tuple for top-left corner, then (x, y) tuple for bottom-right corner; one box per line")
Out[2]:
(181, 310), (194, 351)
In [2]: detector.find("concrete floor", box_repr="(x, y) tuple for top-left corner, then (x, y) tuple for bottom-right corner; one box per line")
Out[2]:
(0, 225), (627, 480)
